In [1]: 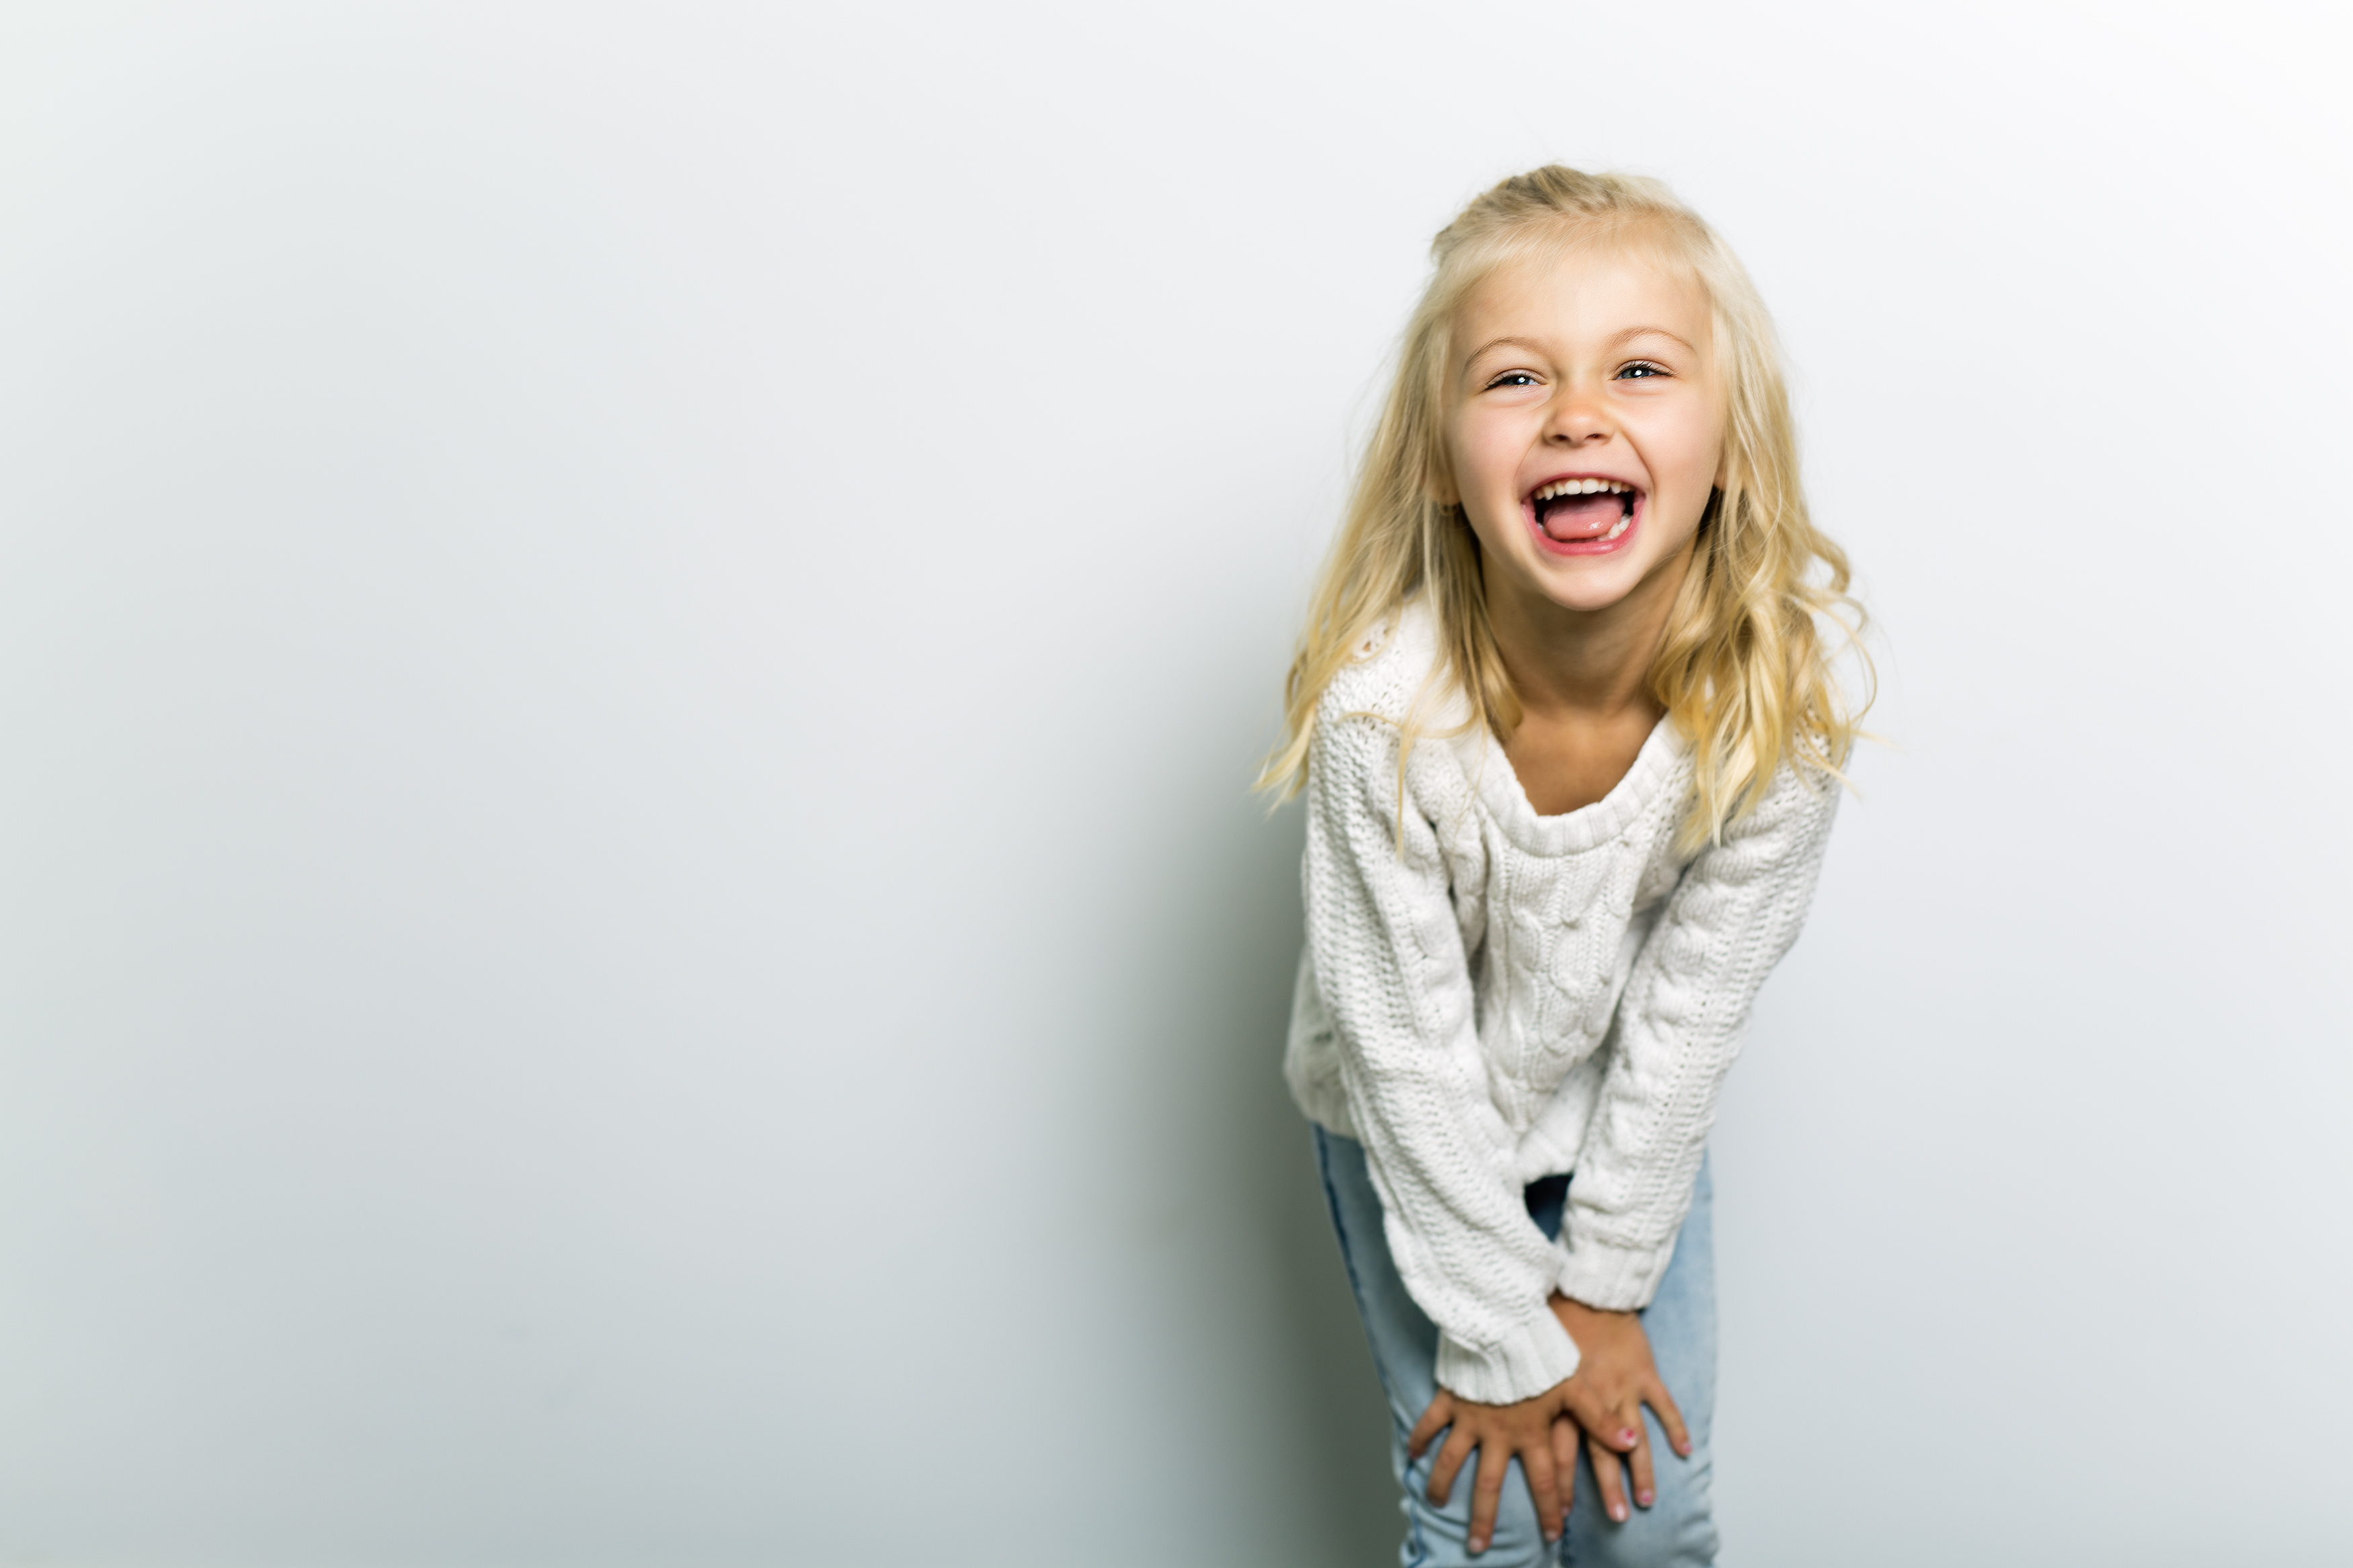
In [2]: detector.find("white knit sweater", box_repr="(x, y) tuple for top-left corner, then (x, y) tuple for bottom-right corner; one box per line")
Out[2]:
(1287, 601), (1838, 1406)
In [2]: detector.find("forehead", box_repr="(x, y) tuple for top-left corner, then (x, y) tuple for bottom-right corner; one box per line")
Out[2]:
(1455, 240), (1712, 357)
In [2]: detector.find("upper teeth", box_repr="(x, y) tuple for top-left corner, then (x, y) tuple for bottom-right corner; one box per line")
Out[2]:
(1532, 478), (1632, 501)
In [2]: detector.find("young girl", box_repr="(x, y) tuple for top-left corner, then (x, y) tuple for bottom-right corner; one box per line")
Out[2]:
(1261, 167), (1864, 1566)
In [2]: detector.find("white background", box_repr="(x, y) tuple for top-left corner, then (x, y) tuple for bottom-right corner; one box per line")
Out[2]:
(1, 3), (2348, 1565)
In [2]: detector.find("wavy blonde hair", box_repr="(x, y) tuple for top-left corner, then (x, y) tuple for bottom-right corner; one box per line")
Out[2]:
(1257, 165), (1868, 849)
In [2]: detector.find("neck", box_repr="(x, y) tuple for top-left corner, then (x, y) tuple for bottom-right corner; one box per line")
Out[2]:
(1482, 538), (1696, 725)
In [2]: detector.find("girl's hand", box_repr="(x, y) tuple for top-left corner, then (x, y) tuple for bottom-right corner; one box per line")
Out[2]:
(1405, 1382), (1638, 1555)
(1549, 1292), (1691, 1524)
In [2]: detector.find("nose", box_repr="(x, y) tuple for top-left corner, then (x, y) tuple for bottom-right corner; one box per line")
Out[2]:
(1544, 383), (1612, 446)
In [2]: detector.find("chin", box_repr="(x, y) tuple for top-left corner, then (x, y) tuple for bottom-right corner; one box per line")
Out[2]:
(1528, 552), (1654, 614)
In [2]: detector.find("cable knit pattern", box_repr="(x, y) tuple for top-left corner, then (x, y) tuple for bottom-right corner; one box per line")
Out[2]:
(1287, 600), (1837, 1405)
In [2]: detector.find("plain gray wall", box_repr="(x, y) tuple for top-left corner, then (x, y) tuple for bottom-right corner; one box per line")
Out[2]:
(1, 3), (2347, 1564)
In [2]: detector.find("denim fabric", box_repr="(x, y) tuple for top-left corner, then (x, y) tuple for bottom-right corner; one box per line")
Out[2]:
(1315, 1128), (1720, 1567)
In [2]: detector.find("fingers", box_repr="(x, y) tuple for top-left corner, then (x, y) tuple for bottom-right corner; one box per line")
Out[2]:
(1406, 1391), (1453, 1462)
(1425, 1413), (1568, 1553)
(1469, 1442), (1509, 1555)
(1551, 1416), (1581, 1521)
(1627, 1416), (1657, 1511)
(1427, 1423), (1476, 1509)
(1587, 1425), (1632, 1525)
(1523, 1441), (1566, 1544)
(1646, 1376), (1693, 1460)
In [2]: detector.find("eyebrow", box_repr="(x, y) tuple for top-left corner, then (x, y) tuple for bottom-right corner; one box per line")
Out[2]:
(1609, 325), (1698, 354)
(1460, 325), (1699, 374)
(1460, 335), (1546, 372)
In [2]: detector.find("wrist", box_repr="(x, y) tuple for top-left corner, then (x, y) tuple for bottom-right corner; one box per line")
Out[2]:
(1550, 1289), (1634, 1321)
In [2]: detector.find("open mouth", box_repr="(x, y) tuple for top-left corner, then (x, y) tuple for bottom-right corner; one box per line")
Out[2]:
(1527, 477), (1639, 548)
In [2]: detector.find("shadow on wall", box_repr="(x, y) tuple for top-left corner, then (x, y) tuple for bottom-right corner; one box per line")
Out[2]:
(1129, 786), (1399, 1564)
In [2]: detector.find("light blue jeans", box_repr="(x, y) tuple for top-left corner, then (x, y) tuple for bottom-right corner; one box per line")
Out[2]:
(1314, 1128), (1720, 1567)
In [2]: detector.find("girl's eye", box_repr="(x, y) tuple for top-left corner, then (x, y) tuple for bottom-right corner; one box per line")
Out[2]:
(1486, 372), (1541, 389)
(1616, 362), (1668, 380)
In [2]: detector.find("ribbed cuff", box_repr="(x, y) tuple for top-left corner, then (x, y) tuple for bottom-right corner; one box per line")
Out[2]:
(1434, 1310), (1583, 1406)
(1554, 1232), (1674, 1312)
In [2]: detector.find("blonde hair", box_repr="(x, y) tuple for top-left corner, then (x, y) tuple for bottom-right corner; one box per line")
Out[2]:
(1257, 165), (1868, 849)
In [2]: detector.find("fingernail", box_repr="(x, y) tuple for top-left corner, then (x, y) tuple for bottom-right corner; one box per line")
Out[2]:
(1620, 1427), (1639, 1445)
(1609, 1502), (1627, 1522)
(1638, 1489), (1654, 1507)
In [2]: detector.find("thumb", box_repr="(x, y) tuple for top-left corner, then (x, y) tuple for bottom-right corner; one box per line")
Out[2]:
(1559, 1380), (1640, 1452)
(1406, 1389), (1455, 1461)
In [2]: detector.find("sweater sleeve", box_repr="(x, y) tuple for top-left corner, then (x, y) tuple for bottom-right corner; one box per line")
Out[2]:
(1306, 708), (1584, 1405)
(1554, 764), (1840, 1311)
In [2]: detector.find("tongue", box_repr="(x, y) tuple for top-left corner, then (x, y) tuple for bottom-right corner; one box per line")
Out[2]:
(1540, 493), (1622, 540)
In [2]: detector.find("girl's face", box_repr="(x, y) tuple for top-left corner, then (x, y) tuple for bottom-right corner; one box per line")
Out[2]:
(1441, 244), (1725, 617)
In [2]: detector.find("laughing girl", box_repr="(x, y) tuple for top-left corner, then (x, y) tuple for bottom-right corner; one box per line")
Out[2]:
(1261, 167), (1866, 1567)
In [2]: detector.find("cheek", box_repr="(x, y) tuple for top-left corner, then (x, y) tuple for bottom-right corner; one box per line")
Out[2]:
(1654, 410), (1726, 495)
(1454, 419), (1526, 498)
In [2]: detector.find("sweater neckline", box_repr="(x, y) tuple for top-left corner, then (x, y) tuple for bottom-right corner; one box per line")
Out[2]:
(1457, 712), (1687, 856)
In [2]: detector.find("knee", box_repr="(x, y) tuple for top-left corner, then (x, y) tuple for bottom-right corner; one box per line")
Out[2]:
(1398, 1450), (1559, 1568)
(1568, 1450), (1718, 1568)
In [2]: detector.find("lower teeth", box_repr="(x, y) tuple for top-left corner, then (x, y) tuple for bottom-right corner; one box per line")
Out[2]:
(1600, 513), (1630, 542)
